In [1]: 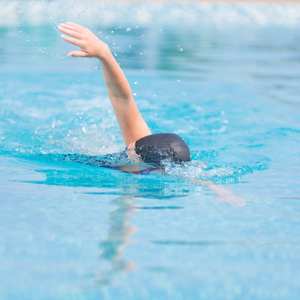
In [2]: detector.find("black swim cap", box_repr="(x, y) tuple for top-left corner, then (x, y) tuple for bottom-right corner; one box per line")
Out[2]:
(135, 133), (191, 166)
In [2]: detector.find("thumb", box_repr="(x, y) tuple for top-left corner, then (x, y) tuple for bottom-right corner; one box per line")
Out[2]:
(67, 50), (89, 57)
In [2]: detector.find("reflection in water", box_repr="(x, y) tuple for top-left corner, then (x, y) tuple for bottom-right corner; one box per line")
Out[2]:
(95, 196), (137, 285)
(24, 165), (190, 199)
(19, 166), (188, 285)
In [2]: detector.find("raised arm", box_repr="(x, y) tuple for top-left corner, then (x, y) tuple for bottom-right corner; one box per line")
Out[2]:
(58, 22), (151, 146)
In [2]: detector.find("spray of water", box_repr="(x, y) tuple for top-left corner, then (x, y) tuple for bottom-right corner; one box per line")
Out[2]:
(1, 0), (273, 185)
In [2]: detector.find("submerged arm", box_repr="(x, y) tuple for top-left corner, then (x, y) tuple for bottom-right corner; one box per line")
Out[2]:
(187, 178), (246, 207)
(58, 22), (151, 146)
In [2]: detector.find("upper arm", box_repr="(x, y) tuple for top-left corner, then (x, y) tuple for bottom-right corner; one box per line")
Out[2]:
(112, 97), (151, 146)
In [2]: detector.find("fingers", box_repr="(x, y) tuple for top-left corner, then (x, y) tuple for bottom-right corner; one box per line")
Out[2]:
(61, 34), (84, 48)
(59, 22), (86, 33)
(66, 22), (87, 32)
(58, 25), (84, 40)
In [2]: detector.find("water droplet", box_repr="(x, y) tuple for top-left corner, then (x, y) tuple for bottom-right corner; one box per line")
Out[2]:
(179, 48), (183, 52)
(111, 30), (114, 33)
(126, 28), (131, 32)
(134, 81), (138, 85)
(177, 79), (181, 82)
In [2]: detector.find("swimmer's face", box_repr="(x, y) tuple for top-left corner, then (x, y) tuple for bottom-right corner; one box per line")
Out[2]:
(125, 141), (163, 174)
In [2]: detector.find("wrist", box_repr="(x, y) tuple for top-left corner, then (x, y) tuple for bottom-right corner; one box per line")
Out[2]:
(96, 43), (111, 61)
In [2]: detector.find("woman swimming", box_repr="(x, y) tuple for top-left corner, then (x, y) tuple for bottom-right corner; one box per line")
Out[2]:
(58, 22), (189, 171)
(58, 22), (245, 206)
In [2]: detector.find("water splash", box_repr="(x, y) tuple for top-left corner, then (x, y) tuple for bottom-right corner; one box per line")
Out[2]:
(163, 159), (270, 184)
(2, 1), (300, 28)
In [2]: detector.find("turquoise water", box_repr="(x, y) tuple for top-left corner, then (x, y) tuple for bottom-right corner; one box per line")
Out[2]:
(1, 1), (300, 299)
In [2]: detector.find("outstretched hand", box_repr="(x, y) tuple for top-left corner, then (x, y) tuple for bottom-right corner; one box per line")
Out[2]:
(58, 22), (109, 59)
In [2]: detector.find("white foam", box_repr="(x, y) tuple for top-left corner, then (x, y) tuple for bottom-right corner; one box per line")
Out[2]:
(1, 1), (300, 28)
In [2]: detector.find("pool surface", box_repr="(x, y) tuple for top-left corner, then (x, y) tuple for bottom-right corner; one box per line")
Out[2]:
(1, 1), (300, 299)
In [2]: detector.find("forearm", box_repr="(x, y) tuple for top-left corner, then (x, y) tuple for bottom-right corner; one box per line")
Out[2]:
(98, 49), (133, 102)
(182, 178), (246, 207)
(207, 184), (246, 207)
(59, 22), (151, 145)
(98, 50), (151, 145)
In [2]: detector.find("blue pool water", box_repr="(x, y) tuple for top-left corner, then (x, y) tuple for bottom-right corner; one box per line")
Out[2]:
(1, 1), (300, 299)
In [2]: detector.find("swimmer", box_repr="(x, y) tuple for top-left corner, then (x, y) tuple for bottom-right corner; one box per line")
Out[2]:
(58, 22), (245, 206)
(58, 22), (190, 170)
